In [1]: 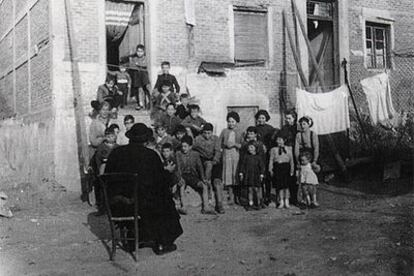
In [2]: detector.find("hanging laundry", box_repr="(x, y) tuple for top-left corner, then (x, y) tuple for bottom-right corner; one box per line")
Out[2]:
(184, 0), (196, 26)
(360, 72), (396, 125)
(296, 85), (350, 135)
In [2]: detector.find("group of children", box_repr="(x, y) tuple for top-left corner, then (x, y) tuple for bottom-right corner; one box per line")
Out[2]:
(90, 44), (322, 215)
(147, 105), (321, 214)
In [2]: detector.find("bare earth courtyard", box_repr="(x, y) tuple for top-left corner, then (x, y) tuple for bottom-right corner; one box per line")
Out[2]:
(0, 179), (413, 276)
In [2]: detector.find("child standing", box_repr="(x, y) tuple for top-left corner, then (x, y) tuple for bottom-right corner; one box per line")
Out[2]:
(239, 142), (265, 210)
(269, 133), (295, 209)
(181, 104), (207, 137)
(159, 103), (182, 135)
(114, 63), (131, 108)
(219, 111), (243, 205)
(127, 44), (151, 110)
(298, 151), (319, 207)
(176, 136), (216, 215)
(161, 143), (186, 215)
(295, 116), (319, 164)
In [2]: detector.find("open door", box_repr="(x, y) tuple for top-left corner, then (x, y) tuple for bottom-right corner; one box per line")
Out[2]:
(105, 1), (145, 71)
(306, 0), (339, 89)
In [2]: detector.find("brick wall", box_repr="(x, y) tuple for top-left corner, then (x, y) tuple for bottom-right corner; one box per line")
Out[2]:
(152, 0), (300, 129)
(348, 0), (414, 114)
(0, 0), (55, 190)
(63, 0), (101, 63)
(0, 0), (52, 118)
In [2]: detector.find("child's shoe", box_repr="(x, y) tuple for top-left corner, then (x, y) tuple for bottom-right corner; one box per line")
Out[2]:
(311, 201), (320, 208)
(284, 199), (290, 208)
(277, 200), (284, 209)
(201, 208), (217, 215)
(177, 207), (187, 215)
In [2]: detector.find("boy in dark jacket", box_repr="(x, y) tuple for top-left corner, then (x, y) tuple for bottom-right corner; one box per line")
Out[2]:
(153, 61), (180, 94)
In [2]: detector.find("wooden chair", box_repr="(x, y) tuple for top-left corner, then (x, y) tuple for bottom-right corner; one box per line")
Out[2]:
(99, 173), (140, 262)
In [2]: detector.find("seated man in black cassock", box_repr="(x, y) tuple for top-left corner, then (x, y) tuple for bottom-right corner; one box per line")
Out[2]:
(105, 123), (183, 255)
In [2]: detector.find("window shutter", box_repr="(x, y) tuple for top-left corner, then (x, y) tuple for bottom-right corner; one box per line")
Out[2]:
(234, 10), (267, 61)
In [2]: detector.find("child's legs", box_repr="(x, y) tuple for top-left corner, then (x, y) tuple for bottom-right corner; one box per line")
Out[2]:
(212, 178), (224, 210)
(227, 186), (235, 203)
(199, 181), (209, 210)
(278, 189), (284, 202)
(138, 87), (145, 106)
(204, 161), (213, 183)
(248, 187), (254, 204)
(309, 185), (318, 203)
(204, 161), (214, 199)
(283, 188), (290, 199)
(301, 184), (311, 204)
(255, 187), (263, 205)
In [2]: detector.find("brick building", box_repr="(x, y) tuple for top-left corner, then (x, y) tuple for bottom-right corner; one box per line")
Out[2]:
(0, 0), (412, 191)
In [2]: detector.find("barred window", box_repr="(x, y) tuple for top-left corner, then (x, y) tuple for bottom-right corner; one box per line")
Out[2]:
(365, 22), (391, 69)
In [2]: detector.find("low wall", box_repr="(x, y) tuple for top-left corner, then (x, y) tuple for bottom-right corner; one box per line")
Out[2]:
(0, 117), (55, 189)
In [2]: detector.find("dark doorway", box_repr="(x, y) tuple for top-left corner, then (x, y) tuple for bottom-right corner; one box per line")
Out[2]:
(105, 1), (145, 71)
(306, 0), (339, 90)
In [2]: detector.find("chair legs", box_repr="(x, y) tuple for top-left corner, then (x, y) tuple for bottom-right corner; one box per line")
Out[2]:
(134, 217), (139, 262)
(108, 219), (117, 261)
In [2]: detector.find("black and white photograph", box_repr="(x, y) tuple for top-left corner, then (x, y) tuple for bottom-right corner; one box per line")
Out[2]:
(0, 0), (413, 275)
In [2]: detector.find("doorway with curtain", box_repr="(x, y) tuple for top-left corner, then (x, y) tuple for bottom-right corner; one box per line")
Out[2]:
(105, 0), (145, 71)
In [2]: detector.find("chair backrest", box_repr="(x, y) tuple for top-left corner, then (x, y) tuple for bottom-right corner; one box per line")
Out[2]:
(99, 173), (139, 218)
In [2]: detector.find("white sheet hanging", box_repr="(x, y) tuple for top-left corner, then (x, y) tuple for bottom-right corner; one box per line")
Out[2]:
(184, 0), (196, 26)
(296, 85), (351, 135)
(360, 72), (395, 125)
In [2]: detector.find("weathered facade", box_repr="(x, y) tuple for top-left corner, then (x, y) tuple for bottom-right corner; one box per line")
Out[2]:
(0, 0), (412, 192)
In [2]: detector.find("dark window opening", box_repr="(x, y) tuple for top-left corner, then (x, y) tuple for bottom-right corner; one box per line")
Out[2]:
(233, 7), (268, 67)
(105, 0), (145, 71)
(365, 22), (391, 69)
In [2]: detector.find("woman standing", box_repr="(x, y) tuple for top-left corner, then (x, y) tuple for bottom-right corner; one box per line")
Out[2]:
(255, 110), (275, 205)
(219, 111), (243, 205)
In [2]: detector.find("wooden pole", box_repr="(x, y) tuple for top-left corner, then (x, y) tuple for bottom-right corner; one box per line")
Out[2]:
(342, 58), (370, 147)
(291, 0), (326, 92)
(64, 0), (90, 188)
(309, 33), (331, 86)
(282, 10), (308, 88)
(290, 0), (348, 175)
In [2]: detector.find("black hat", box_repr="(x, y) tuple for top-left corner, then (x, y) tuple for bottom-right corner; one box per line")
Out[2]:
(255, 110), (271, 121)
(227, 111), (240, 123)
(125, 123), (151, 143)
(202, 123), (213, 132)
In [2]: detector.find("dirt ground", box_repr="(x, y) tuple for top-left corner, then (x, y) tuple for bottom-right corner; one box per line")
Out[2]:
(0, 176), (413, 276)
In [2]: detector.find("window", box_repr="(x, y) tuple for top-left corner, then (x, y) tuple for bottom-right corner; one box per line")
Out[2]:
(365, 22), (390, 69)
(307, 0), (334, 20)
(233, 7), (268, 66)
